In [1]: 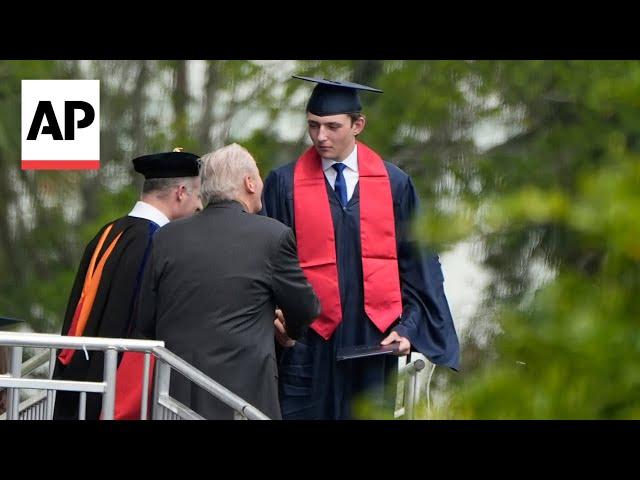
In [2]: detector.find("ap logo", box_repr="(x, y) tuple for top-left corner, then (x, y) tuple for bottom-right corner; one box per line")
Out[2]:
(22, 80), (100, 170)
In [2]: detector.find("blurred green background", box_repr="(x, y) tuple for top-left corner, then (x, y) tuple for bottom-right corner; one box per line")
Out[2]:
(1, 60), (638, 418)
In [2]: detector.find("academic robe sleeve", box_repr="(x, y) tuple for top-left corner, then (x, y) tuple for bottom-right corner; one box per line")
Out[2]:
(84, 225), (148, 338)
(59, 225), (107, 336)
(391, 177), (460, 370)
(261, 170), (292, 226)
(134, 243), (160, 340)
(270, 228), (320, 340)
(62, 221), (150, 341)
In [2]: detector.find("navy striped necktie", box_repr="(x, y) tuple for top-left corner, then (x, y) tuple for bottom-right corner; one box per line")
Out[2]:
(332, 163), (348, 207)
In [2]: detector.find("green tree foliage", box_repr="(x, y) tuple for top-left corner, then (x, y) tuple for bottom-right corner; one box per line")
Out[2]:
(0, 61), (80, 332)
(431, 156), (640, 418)
(419, 61), (640, 418)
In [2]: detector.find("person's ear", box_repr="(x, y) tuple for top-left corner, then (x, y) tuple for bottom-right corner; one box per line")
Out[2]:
(244, 175), (257, 194)
(353, 115), (366, 136)
(176, 184), (187, 201)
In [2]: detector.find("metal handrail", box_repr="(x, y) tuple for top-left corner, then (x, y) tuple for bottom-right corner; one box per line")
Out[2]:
(157, 394), (205, 420)
(0, 331), (165, 351)
(2, 331), (424, 420)
(0, 331), (270, 420)
(395, 357), (427, 420)
(152, 346), (269, 420)
(399, 358), (426, 376)
(20, 350), (50, 377)
(0, 350), (50, 395)
(0, 332), (163, 420)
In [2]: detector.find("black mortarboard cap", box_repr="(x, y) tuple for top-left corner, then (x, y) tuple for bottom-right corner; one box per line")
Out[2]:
(293, 75), (383, 116)
(132, 150), (201, 179)
(0, 316), (24, 330)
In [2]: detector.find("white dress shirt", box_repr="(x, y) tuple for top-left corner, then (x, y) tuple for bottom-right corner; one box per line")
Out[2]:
(128, 201), (170, 227)
(322, 144), (359, 203)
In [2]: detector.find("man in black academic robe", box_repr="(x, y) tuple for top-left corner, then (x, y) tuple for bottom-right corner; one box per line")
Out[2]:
(261, 76), (460, 420)
(52, 150), (202, 420)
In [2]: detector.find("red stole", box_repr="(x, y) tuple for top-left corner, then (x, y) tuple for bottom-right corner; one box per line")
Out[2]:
(293, 142), (402, 340)
(111, 352), (155, 420)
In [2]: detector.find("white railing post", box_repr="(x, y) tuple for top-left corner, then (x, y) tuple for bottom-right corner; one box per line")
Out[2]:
(398, 358), (426, 420)
(47, 348), (57, 419)
(8, 346), (23, 420)
(152, 359), (171, 420)
(140, 352), (151, 420)
(101, 348), (118, 420)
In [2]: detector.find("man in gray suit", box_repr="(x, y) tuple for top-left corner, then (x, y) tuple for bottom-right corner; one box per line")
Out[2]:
(136, 143), (320, 419)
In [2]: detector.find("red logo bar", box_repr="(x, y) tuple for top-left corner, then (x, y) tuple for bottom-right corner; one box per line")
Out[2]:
(22, 160), (100, 170)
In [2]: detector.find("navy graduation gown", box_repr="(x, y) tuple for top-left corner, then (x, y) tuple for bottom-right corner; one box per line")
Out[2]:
(262, 159), (460, 420)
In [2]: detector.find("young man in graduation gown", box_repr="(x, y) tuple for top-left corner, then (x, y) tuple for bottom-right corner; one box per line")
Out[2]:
(261, 76), (460, 420)
(52, 150), (203, 420)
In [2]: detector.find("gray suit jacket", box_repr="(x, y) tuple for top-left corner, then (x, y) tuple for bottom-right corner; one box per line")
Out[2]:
(137, 200), (320, 419)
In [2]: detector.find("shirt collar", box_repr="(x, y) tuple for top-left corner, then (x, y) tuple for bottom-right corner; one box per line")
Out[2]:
(322, 144), (359, 173)
(128, 201), (170, 227)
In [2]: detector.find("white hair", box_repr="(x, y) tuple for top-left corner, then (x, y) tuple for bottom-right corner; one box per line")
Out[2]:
(199, 143), (257, 206)
(143, 176), (199, 197)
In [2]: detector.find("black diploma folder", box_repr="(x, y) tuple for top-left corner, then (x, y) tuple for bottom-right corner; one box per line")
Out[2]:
(336, 343), (399, 361)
